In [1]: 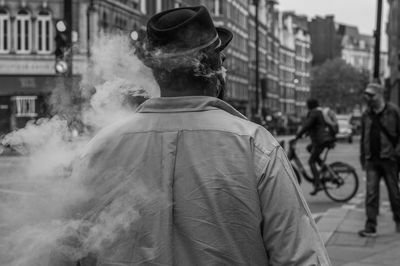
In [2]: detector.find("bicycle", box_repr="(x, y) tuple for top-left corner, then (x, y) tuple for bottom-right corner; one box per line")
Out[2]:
(283, 139), (359, 202)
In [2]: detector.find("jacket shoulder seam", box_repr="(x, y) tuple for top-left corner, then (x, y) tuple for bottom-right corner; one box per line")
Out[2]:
(122, 128), (257, 138)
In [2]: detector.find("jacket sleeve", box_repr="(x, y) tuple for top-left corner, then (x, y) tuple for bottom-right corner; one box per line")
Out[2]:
(394, 107), (400, 155)
(360, 113), (365, 166)
(257, 146), (331, 266)
(296, 111), (317, 139)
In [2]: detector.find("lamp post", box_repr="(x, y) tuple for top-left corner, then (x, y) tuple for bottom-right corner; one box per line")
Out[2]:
(253, 0), (261, 121)
(252, 0), (278, 123)
(293, 77), (299, 115)
(64, 0), (73, 77)
(87, 0), (96, 58)
(373, 0), (383, 82)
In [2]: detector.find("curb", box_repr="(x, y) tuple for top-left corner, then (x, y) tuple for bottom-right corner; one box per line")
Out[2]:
(316, 207), (350, 244)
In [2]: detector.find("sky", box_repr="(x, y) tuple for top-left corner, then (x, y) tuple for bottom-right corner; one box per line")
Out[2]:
(278, 0), (389, 50)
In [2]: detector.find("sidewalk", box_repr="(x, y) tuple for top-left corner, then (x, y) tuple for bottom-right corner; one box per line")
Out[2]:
(317, 207), (400, 266)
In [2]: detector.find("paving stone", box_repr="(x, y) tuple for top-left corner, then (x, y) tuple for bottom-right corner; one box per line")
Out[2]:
(362, 242), (400, 265)
(331, 258), (349, 266)
(325, 208), (349, 217)
(326, 246), (374, 263)
(344, 209), (365, 219)
(342, 263), (377, 266)
(326, 208), (400, 266)
(373, 234), (400, 244)
(319, 232), (334, 244)
(318, 218), (344, 232)
(338, 221), (363, 232)
(328, 232), (370, 247)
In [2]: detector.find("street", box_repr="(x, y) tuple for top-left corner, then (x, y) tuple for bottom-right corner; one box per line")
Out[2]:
(294, 136), (365, 215)
(279, 135), (391, 219)
(1, 136), (399, 266)
(0, 136), (394, 221)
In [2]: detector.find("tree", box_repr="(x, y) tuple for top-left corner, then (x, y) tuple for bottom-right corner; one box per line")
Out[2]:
(311, 58), (370, 113)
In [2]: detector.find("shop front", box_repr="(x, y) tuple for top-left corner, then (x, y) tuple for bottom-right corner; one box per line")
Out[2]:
(0, 75), (68, 135)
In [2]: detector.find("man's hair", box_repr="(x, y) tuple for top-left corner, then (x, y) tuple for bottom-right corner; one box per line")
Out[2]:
(306, 98), (319, 109)
(151, 47), (221, 91)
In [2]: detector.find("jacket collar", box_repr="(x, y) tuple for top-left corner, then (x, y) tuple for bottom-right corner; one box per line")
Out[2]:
(368, 103), (387, 116)
(136, 96), (247, 120)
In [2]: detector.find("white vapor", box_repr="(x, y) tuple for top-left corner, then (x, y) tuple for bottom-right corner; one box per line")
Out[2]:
(0, 33), (161, 266)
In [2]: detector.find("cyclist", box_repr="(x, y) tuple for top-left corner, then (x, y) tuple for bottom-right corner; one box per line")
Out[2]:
(295, 98), (336, 195)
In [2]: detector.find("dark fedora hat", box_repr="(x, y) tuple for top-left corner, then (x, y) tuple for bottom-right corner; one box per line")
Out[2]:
(146, 5), (233, 57)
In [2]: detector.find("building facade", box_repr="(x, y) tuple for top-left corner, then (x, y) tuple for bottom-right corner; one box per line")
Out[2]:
(0, 0), (147, 134)
(0, 0), (65, 134)
(279, 12), (296, 117)
(387, 0), (400, 105)
(0, 0), (314, 134)
(309, 15), (388, 78)
(338, 24), (374, 71)
(265, 8), (281, 117)
(308, 15), (342, 66)
(292, 14), (311, 117)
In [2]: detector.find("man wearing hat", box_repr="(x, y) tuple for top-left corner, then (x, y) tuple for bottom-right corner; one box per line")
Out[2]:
(359, 83), (400, 237)
(49, 6), (330, 265)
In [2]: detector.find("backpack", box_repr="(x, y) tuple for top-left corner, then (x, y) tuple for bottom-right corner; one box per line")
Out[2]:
(318, 107), (339, 137)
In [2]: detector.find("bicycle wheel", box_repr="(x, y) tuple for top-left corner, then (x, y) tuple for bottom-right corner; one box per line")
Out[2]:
(323, 161), (359, 202)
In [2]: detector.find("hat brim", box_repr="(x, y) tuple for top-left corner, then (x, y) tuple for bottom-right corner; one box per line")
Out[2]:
(216, 27), (233, 52)
(365, 83), (383, 95)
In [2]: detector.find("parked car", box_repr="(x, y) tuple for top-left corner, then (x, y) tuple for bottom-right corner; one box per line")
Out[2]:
(336, 115), (353, 143)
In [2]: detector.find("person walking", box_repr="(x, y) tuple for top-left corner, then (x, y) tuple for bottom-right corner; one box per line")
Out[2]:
(49, 6), (331, 265)
(358, 82), (400, 237)
(295, 98), (336, 195)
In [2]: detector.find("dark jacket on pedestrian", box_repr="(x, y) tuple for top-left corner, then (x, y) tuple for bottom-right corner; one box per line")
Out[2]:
(360, 102), (400, 163)
(296, 108), (334, 145)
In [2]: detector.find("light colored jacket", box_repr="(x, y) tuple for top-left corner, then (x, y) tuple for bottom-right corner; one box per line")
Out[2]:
(50, 96), (331, 266)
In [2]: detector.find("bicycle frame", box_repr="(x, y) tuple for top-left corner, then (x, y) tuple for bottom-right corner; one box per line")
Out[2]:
(286, 140), (330, 184)
(282, 139), (359, 202)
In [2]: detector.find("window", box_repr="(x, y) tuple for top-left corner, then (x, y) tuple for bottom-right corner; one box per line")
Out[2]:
(216, 0), (223, 15)
(36, 11), (52, 54)
(101, 11), (108, 31)
(13, 96), (37, 117)
(0, 9), (10, 53)
(156, 0), (162, 13)
(131, 0), (139, 9)
(175, 0), (183, 8)
(140, 0), (147, 14)
(15, 10), (31, 53)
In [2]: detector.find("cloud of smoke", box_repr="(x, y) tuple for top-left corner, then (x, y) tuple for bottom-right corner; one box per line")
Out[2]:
(0, 33), (162, 266)
(83, 33), (160, 101)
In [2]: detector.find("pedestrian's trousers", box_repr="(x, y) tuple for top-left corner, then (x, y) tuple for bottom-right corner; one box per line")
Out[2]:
(365, 159), (400, 229)
(308, 142), (330, 185)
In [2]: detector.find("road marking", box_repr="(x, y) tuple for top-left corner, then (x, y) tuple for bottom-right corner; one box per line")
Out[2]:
(348, 192), (364, 205)
(312, 213), (324, 223)
(342, 204), (356, 209)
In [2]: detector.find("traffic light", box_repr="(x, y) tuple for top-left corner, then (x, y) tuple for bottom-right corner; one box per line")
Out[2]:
(54, 20), (69, 74)
(130, 29), (147, 61)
